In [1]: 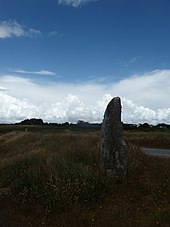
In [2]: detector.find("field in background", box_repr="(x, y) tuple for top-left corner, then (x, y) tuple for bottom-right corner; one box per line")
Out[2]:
(0, 125), (170, 226)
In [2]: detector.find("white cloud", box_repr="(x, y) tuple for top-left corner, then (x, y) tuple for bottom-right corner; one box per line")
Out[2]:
(0, 86), (7, 91)
(58, 0), (96, 7)
(112, 70), (170, 109)
(122, 98), (170, 124)
(0, 92), (37, 123)
(0, 20), (41, 39)
(0, 69), (170, 124)
(48, 31), (63, 37)
(13, 69), (57, 76)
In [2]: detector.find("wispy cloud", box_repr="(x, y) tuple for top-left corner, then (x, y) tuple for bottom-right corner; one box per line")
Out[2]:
(128, 56), (142, 64)
(12, 69), (57, 76)
(120, 56), (142, 68)
(48, 31), (63, 37)
(0, 69), (170, 124)
(57, 0), (96, 7)
(0, 20), (41, 39)
(87, 75), (111, 83)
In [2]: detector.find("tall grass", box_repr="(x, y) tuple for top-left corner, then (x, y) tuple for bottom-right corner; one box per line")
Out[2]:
(0, 130), (170, 226)
(0, 132), (107, 212)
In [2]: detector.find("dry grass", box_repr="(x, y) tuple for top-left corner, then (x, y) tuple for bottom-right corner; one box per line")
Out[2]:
(125, 131), (170, 149)
(0, 129), (170, 226)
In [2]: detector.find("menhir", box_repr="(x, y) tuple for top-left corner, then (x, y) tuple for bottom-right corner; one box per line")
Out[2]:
(101, 97), (127, 181)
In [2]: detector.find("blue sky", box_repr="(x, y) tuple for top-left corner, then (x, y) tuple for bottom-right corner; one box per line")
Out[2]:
(0, 0), (170, 124)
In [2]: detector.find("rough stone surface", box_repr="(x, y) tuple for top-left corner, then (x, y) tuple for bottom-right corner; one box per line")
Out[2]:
(101, 97), (127, 181)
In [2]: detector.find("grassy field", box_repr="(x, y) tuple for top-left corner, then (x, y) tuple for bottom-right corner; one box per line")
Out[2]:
(0, 126), (170, 226)
(124, 130), (170, 149)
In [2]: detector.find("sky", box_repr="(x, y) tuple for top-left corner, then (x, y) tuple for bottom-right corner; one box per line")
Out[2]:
(0, 0), (170, 124)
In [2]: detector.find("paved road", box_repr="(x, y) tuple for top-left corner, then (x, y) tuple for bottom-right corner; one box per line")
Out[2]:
(142, 147), (170, 157)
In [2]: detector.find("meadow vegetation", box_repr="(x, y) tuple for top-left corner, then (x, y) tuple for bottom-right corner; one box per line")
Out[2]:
(0, 126), (170, 226)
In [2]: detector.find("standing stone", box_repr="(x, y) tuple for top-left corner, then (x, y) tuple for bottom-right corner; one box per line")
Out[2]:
(101, 97), (127, 181)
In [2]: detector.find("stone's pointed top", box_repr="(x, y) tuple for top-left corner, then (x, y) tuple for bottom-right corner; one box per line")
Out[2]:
(115, 97), (121, 103)
(114, 97), (121, 100)
(110, 97), (120, 100)
(108, 97), (121, 106)
(106, 97), (122, 121)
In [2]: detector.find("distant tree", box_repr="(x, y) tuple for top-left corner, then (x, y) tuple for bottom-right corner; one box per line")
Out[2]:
(19, 118), (44, 125)
(62, 122), (69, 127)
(156, 123), (168, 129)
(123, 123), (137, 130)
(138, 123), (151, 129)
(77, 120), (89, 125)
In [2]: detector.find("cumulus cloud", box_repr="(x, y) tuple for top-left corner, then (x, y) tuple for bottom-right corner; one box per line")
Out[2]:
(0, 69), (170, 124)
(0, 20), (41, 38)
(12, 69), (57, 76)
(113, 69), (170, 109)
(0, 92), (37, 123)
(58, 0), (96, 7)
(122, 98), (170, 124)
